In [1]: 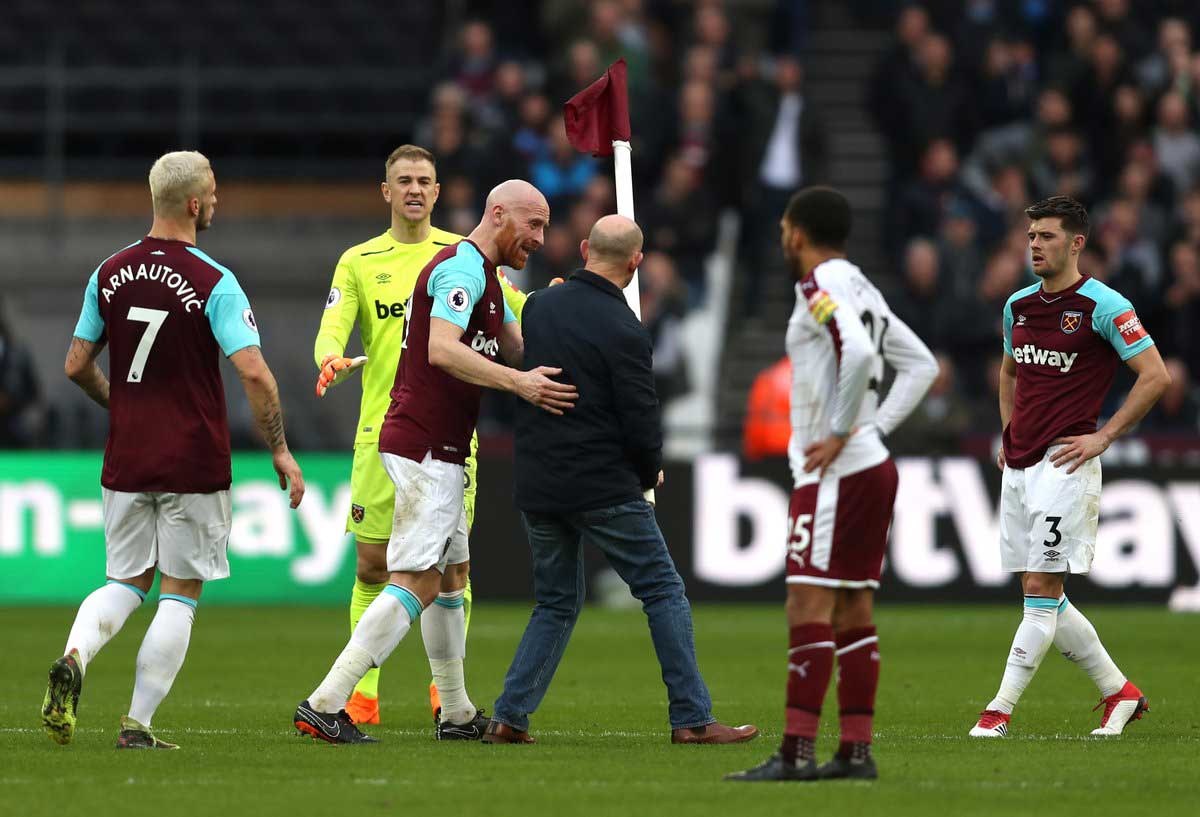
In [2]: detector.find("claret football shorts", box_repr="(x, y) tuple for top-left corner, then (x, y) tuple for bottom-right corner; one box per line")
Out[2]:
(349, 437), (479, 542)
(999, 443), (1101, 574)
(785, 458), (899, 589)
(379, 450), (469, 574)
(102, 489), (232, 582)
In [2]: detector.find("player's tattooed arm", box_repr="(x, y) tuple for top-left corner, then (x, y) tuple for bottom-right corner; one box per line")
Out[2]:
(64, 336), (110, 409)
(230, 346), (288, 451)
(230, 345), (305, 507)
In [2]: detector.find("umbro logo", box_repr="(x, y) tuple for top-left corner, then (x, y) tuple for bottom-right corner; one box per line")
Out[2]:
(150, 250), (166, 256)
(1017, 314), (1026, 325)
(1044, 550), (1061, 559)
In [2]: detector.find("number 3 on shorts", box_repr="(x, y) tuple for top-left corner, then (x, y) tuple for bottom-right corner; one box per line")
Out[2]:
(1042, 515), (1062, 548)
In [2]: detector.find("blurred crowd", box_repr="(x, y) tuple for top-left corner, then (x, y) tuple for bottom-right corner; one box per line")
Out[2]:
(868, 0), (1200, 453)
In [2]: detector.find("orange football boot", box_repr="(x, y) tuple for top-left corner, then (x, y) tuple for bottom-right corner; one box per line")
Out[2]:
(346, 691), (380, 725)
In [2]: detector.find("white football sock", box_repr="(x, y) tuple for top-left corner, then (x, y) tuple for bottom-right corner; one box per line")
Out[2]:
(65, 582), (144, 675)
(986, 597), (1059, 714)
(309, 586), (418, 713)
(1054, 597), (1126, 698)
(128, 596), (196, 727)
(422, 589), (474, 724)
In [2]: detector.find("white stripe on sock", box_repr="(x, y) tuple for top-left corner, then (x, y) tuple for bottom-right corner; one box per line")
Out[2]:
(835, 635), (879, 656)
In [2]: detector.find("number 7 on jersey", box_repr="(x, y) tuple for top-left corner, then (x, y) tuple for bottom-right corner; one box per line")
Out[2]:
(126, 306), (168, 382)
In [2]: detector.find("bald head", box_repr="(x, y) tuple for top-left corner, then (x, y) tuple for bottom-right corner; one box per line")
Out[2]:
(582, 215), (644, 289)
(486, 179), (547, 212)
(587, 215), (643, 262)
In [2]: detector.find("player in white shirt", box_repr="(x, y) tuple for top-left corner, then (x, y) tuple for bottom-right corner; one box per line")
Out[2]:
(729, 187), (937, 784)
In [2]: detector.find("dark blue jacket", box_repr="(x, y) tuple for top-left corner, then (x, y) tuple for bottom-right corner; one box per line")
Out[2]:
(514, 269), (662, 513)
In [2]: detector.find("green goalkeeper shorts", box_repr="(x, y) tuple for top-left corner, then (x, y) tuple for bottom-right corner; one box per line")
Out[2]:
(347, 434), (479, 541)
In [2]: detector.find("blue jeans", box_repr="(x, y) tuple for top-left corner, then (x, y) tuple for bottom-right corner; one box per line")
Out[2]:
(492, 499), (715, 731)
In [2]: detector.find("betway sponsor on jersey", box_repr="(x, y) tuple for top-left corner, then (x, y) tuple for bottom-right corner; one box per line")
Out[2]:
(1012, 344), (1078, 372)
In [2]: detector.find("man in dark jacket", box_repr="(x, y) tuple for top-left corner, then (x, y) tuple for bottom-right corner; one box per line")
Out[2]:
(482, 215), (757, 746)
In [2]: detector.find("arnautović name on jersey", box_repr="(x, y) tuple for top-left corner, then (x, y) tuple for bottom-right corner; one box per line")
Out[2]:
(1012, 343), (1078, 373)
(101, 263), (205, 312)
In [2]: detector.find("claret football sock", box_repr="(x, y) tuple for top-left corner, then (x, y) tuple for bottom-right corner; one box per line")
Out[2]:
(781, 622), (835, 762)
(349, 578), (386, 700)
(834, 626), (880, 755)
(310, 585), (420, 713)
(1054, 597), (1126, 698)
(986, 596), (1059, 714)
(422, 589), (474, 724)
(128, 595), (196, 727)
(65, 581), (145, 675)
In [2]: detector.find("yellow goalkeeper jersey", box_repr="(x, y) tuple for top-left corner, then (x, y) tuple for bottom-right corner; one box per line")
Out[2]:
(315, 227), (529, 445)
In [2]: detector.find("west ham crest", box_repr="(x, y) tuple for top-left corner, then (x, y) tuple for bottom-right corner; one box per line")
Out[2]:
(1060, 310), (1083, 334)
(351, 504), (365, 523)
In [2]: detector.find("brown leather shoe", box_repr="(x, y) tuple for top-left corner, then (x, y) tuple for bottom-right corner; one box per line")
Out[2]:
(671, 721), (759, 744)
(481, 719), (535, 744)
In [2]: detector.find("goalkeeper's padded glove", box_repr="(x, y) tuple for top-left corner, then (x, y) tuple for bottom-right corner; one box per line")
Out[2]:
(315, 354), (368, 397)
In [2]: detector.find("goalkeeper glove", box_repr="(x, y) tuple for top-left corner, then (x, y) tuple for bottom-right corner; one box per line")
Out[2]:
(315, 354), (368, 397)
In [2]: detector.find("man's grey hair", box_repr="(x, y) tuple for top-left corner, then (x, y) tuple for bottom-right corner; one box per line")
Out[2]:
(149, 151), (212, 213)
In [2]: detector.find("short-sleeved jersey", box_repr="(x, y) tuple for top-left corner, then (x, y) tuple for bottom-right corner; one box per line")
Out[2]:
(73, 236), (260, 493)
(378, 240), (516, 465)
(1002, 275), (1154, 468)
(787, 258), (936, 488)
(314, 227), (528, 444)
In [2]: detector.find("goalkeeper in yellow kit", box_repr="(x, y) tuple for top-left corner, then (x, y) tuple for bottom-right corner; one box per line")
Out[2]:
(314, 144), (527, 729)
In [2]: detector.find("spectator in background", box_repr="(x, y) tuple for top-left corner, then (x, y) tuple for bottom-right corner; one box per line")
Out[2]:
(439, 175), (478, 237)
(641, 152), (718, 306)
(742, 356), (790, 461)
(869, 5), (932, 182)
(0, 307), (41, 447)
(638, 252), (690, 403)
(890, 238), (956, 352)
(1139, 358), (1200, 433)
(890, 139), (970, 253)
(1094, 84), (1149, 184)
(450, 19), (498, 103)
(1152, 92), (1200, 197)
(1093, 0), (1153, 66)
(589, 0), (650, 92)
(512, 93), (552, 165)
(1072, 33), (1130, 130)
(938, 198), (985, 301)
(1167, 186), (1200, 247)
(1162, 240), (1200, 379)
(530, 117), (596, 209)
(887, 353), (973, 456)
(1028, 126), (1094, 204)
(724, 56), (827, 315)
(894, 32), (974, 174)
(1136, 17), (1192, 97)
(1047, 4), (1098, 92)
(974, 35), (1038, 132)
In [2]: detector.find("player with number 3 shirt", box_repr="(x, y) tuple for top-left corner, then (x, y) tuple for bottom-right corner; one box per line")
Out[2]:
(970, 196), (1170, 741)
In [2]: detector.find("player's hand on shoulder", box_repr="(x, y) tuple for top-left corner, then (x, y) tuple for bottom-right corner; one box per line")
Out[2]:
(273, 449), (305, 508)
(516, 366), (579, 415)
(549, 277), (565, 287)
(1049, 432), (1109, 473)
(996, 447), (1006, 471)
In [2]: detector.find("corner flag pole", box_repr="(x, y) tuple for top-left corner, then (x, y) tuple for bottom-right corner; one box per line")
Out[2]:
(612, 139), (642, 320)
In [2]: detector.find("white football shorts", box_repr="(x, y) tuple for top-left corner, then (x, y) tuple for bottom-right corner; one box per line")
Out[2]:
(999, 444), (1101, 574)
(380, 450), (469, 573)
(102, 489), (232, 582)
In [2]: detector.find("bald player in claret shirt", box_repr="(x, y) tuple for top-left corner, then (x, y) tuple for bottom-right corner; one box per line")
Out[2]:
(969, 195), (1170, 740)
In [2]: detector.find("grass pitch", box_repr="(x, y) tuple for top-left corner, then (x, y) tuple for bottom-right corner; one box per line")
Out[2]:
(1, 603), (1196, 816)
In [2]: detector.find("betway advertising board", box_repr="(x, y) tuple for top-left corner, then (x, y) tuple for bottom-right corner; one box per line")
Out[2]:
(2, 452), (1197, 604)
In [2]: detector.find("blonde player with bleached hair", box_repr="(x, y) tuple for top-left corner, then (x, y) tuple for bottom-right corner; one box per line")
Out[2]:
(148, 151), (214, 215)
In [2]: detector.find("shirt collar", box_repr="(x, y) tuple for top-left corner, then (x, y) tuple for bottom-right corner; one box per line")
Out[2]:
(569, 268), (626, 301)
